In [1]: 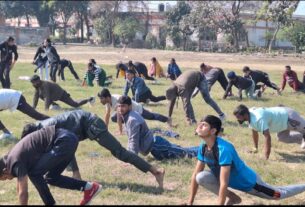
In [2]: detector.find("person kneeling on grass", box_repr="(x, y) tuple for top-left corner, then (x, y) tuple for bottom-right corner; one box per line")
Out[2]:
(30, 75), (95, 111)
(98, 88), (174, 135)
(82, 61), (111, 87)
(186, 115), (305, 205)
(116, 95), (198, 160)
(0, 126), (102, 205)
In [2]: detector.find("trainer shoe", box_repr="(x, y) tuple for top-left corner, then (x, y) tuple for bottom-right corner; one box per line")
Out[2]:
(301, 138), (305, 149)
(89, 97), (96, 105)
(219, 113), (226, 122)
(80, 182), (102, 205)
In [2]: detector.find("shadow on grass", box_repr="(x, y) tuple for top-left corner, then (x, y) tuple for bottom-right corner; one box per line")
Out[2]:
(225, 121), (245, 128)
(0, 138), (19, 147)
(277, 151), (305, 163)
(98, 181), (167, 195)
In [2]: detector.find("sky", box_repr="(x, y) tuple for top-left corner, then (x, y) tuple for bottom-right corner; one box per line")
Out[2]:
(293, 1), (305, 16)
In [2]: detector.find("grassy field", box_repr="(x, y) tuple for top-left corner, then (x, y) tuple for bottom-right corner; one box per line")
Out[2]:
(0, 46), (305, 205)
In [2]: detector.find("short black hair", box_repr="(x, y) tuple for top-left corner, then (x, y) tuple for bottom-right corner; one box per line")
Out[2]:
(128, 61), (133, 67)
(30, 74), (40, 82)
(242, 66), (250, 72)
(200, 115), (222, 135)
(7, 36), (14, 42)
(151, 57), (156, 61)
(98, 88), (111, 98)
(171, 58), (176, 63)
(45, 38), (51, 43)
(21, 123), (39, 139)
(285, 65), (291, 70)
(233, 104), (250, 116)
(126, 69), (135, 75)
(118, 95), (132, 106)
(200, 63), (206, 68)
(88, 62), (94, 68)
(90, 59), (96, 64)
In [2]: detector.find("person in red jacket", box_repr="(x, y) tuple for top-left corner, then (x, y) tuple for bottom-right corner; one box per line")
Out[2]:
(280, 65), (305, 93)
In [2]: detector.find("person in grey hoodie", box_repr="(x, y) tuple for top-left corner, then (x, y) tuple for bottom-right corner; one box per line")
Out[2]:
(43, 38), (60, 82)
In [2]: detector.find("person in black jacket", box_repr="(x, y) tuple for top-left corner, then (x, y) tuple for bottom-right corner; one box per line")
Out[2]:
(43, 38), (60, 82)
(33, 43), (49, 80)
(0, 36), (18, 88)
(128, 61), (155, 81)
(57, 59), (80, 81)
(242, 66), (281, 95)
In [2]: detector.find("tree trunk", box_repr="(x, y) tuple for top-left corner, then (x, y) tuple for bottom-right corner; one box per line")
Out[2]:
(63, 22), (67, 45)
(233, 30), (239, 51)
(25, 14), (30, 27)
(80, 14), (84, 43)
(183, 36), (187, 51)
(84, 13), (90, 41)
(268, 24), (280, 54)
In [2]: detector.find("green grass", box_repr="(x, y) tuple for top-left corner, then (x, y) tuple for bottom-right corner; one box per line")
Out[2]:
(0, 62), (305, 205)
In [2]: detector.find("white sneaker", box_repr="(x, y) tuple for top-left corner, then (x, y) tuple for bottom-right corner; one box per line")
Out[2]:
(89, 97), (96, 105)
(301, 139), (305, 149)
(219, 113), (226, 122)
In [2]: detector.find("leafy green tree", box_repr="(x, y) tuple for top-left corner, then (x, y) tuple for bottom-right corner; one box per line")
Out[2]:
(113, 17), (142, 45)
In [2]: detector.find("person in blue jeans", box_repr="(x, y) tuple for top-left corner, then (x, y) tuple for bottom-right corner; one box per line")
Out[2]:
(186, 115), (305, 205)
(117, 95), (198, 160)
(167, 58), (182, 81)
(123, 69), (166, 103)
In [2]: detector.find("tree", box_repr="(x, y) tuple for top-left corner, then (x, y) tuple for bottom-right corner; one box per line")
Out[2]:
(73, 1), (89, 42)
(278, 21), (305, 53)
(166, 1), (192, 50)
(257, 0), (299, 53)
(50, 0), (76, 45)
(113, 17), (142, 45)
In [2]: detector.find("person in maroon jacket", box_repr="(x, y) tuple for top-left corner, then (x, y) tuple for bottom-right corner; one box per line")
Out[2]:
(280, 65), (305, 93)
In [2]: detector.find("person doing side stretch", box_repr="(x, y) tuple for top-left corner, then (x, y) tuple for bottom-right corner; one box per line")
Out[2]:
(186, 115), (305, 205)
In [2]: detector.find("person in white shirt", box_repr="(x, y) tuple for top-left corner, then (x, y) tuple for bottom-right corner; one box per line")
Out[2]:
(0, 89), (49, 137)
(97, 88), (174, 135)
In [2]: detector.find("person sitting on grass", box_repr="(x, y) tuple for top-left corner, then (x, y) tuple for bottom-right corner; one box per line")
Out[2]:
(98, 88), (174, 135)
(149, 57), (165, 79)
(0, 88), (49, 139)
(30, 75), (94, 111)
(117, 95), (198, 160)
(0, 126), (102, 205)
(224, 71), (261, 101)
(186, 115), (305, 205)
(167, 58), (182, 81)
(123, 69), (166, 104)
(82, 60), (111, 87)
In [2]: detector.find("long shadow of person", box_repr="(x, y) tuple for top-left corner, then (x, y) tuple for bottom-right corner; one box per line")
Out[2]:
(276, 151), (305, 163)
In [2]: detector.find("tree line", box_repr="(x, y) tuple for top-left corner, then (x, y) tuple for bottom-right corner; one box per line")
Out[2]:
(0, 1), (304, 53)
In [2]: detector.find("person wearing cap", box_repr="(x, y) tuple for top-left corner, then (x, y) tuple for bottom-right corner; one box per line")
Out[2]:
(233, 104), (305, 160)
(200, 63), (231, 94)
(0, 88), (49, 139)
(33, 42), (49, 80)
(242, 66), (281, 95)
(0, 36), (18, 88)
(279, 65), (305, 93)
(123, 69), (166, 103)
(186, 115), (305, 205)
(30, 75), (94, 111)
(165, 70), (225, 126)
(43, 38), (60, 82)
(20, 109), (165, 189)
(149, 57), (165, 78)
(224, 71), (260, 101)
(98, 88), (174, 135)
(167, 58), (182, 81)
(128, 61), (155, 81)
(0, 126), (102, 205)
(116, 95), (198, 160)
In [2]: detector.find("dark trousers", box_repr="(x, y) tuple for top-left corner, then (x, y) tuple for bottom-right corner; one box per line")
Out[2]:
(0, 62), (11, 88)
(50, 62), (59, 82)
(58, 61), (80, 81)
(111, 108), (168, 123)
(28, 129), (87, 205)
(260, 76), (279, 91)
(69, 116), (152, 173)
(59, 92), (90, 108)
(138, 68), (155, 81)
(17, 95), (49, 120)
(137, 90), (166, 103)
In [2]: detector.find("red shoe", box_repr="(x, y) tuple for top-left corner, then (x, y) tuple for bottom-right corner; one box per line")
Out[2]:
(80, 182), (102, 205)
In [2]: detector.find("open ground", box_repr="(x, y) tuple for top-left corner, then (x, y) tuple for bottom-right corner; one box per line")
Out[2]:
(0, 45), (305, 205)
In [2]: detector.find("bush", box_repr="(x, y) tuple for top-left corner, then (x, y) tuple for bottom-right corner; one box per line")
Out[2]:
(145, 33), (159, 49)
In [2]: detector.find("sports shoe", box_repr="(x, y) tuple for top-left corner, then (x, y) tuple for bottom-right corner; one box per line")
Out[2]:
(89, 97), (96, 105)
(219, 113), (226, 122)
(80, 182), (102, 205)
(301, 138), (305, 149)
